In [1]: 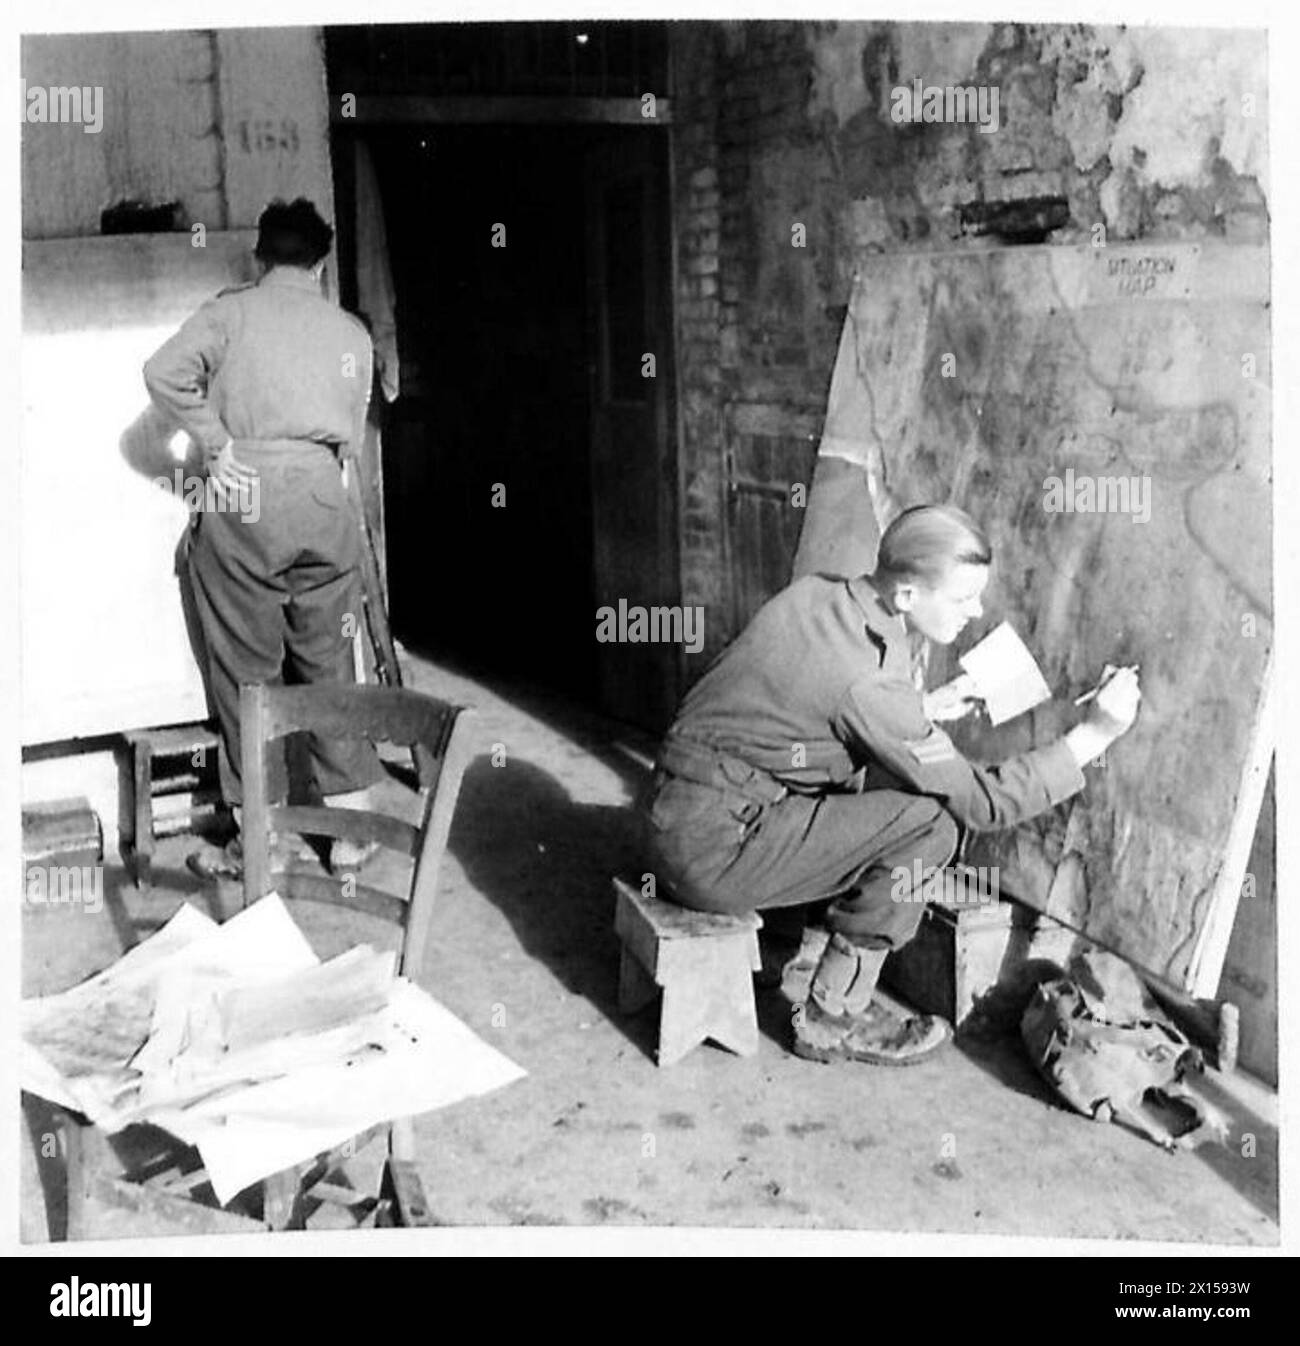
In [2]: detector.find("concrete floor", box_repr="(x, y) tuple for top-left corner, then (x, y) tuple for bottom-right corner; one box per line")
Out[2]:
(21, 651), (1279, 1244)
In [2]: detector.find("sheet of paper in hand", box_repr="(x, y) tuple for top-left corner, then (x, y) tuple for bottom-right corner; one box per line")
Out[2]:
(958, 622), (1052, 726)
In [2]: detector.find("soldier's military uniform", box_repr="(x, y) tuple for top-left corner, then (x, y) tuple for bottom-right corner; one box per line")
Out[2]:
(643, 573), (1086, 949)
(144, 266), (384, 806)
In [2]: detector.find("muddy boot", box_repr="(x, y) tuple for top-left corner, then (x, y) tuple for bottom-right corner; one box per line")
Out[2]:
(792, 934), (949, 1066)
(186, 834), (244, 881)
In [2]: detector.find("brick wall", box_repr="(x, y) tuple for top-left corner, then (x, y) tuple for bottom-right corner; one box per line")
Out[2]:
(671, 21), (839, 671)
(670, 24), (727, 671)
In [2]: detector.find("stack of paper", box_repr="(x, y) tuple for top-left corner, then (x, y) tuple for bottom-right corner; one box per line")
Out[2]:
(133, 944), (398, 1116)
(22, 897), (526, 1204)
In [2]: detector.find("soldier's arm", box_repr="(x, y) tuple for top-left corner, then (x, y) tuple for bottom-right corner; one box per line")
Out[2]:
(833, 672), (1086, 833)
(142, 298), (233, 455)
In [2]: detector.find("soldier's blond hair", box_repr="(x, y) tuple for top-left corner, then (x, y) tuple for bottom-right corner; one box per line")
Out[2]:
(874, 504), (992, 587)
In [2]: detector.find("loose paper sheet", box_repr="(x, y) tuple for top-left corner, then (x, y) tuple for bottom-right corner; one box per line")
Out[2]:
(22, 896), (526, 1204)
(958, 621), (1052, 726)
(155, 979), (526, 1203)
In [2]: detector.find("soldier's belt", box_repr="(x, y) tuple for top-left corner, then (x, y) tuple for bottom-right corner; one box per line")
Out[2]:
(232, 438), (338, 463)
(657, 735), (789, 807)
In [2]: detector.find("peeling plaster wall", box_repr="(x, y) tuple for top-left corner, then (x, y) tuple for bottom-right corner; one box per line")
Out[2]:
(22, 28), (334, 238)
(670, 21), (1268, 665)
(810, 22), (1268, 257)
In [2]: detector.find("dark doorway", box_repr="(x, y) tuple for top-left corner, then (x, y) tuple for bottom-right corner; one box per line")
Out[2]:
(338, 120), (679, 730)
(370, 125), (597, 698)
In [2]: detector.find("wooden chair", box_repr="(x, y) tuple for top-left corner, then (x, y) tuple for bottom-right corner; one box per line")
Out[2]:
(240, 681), (476, 964)
(236, 681), (478, 1227)
(55, 682), (477, 1237)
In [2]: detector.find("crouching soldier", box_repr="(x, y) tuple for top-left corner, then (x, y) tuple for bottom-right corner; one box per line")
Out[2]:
(641, 504), (1140, 1066)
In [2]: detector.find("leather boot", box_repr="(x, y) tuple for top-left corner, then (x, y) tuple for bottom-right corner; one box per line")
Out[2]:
(792, 933), (949, 1066)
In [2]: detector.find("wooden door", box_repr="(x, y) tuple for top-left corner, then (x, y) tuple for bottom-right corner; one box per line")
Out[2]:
(585, 131), (679, 732)
(724, 405), (822, 633)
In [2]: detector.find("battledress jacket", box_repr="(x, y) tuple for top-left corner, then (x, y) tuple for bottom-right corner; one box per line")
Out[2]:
(660, 573), (1086, 832)
(142, 266), (373, 460)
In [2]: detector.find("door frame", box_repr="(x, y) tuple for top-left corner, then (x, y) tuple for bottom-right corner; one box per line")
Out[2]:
(584, 125), (682, 729)
(328, 107), (682, 720)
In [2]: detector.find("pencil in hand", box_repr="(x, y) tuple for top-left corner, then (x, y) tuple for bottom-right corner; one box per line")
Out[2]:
(1073, 663), (1140, 706)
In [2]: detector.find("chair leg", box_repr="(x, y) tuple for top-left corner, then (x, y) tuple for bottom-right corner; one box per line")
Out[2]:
(373, 1120), (434, 1227)
(61, 1115), (112, 1242)
(262, 1167), (301, 1231)
(128, 738), (154, 891)
(379, 1159), (435, 1227)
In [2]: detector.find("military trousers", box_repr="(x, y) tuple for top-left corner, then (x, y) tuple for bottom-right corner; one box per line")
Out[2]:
(185, 441), (385, 807)
(643, 769), (960, 949)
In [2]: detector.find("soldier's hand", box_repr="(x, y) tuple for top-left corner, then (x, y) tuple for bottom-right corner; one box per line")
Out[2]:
(923, 672), (982, 723)
(1086, 665), (1141, 738)
(206, 437), (258, 505)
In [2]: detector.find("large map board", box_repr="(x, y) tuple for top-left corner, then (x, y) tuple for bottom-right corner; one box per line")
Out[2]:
(796, 243), (1271, 993)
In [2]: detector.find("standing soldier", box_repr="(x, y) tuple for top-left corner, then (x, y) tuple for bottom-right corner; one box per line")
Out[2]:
(144, 198), (385, 880)
(642, 504), (1141, 1066)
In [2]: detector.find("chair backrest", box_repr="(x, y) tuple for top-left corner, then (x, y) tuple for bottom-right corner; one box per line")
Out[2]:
(239, 682), (477, 978)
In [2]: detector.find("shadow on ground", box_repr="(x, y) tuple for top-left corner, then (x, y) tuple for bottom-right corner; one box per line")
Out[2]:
(451, 754), (659, 1057)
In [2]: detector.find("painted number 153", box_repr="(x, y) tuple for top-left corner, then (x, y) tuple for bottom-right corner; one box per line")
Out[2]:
(237, 118), (300, 155)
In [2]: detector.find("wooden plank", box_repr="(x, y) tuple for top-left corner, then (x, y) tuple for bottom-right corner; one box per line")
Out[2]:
(614, 877), (761, 940)
(125, 724), (219, 756)
(272, 804), (418, 858)
(267, 871), (406, 922)
(404, 708), (477, 979)
(249, 683), (456, 753)
(1187, 649), (1275, 997)
(310, 1181), (371, 1209)
(1216, 763), (1276, 1083)
(334, 95), (673, 126)
(241, 683), (273, 908)
(89, 1177), (265, 1237)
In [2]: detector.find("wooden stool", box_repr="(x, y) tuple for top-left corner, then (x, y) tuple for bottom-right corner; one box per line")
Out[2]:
(613, 877), (762, 1066)
(121, 724), (225, 890)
